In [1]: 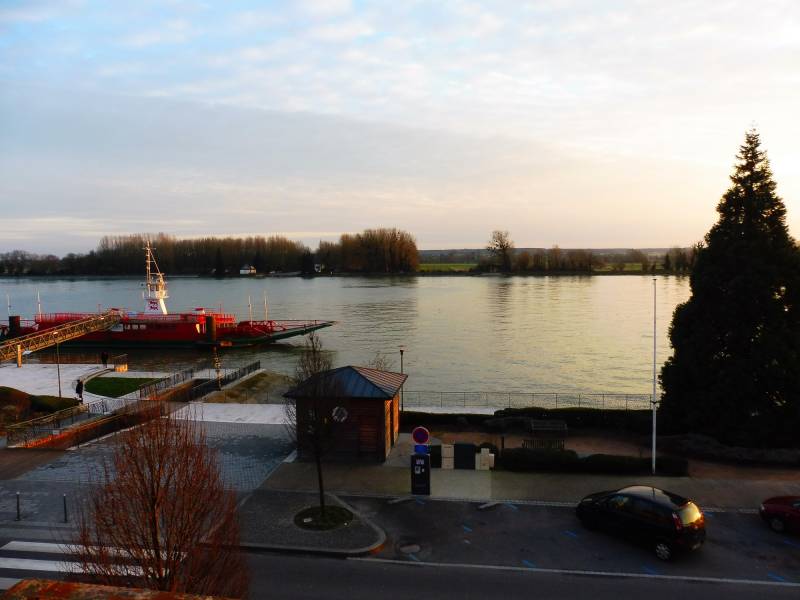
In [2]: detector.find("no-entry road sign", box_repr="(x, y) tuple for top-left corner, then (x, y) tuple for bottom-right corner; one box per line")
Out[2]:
(411, 426), (430, 445)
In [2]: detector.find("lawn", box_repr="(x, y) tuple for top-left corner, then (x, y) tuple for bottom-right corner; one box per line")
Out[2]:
(418, 263), (477, 272)
(85, 377), (158, 398)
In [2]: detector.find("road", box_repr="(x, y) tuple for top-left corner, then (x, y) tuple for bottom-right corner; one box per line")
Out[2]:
(245, 553), (799, 599)
(345, 496), (800, 584)
(0, 497), (798, 598)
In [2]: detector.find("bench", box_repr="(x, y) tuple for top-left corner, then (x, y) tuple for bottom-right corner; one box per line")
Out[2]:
(522, 419), (568, 450)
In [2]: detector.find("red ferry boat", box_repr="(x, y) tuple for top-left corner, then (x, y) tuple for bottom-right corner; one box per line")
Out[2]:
(1, 243), (334, 348)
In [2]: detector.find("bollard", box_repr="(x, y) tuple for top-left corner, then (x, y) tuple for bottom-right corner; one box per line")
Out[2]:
(63, 493), (68, 523)
(15, 492), (20, 521)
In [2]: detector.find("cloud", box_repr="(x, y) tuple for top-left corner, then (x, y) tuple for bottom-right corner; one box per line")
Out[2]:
(121, 19), (196, 48)
(307, 20), (374, 42)
(297, 0), (352, 19)
(0, 0), (80, 25)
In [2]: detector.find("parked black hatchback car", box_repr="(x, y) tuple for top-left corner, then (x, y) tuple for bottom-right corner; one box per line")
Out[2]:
(576, 485), (706, 561)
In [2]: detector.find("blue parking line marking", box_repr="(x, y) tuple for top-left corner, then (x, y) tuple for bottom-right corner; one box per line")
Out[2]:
(783, 539), (800, 550)
(415, 499), (426, 505)
(408, 553), (421, 562)
(522, 559), (536, 569)
(767, 572), (787, 583)
(462, 524), (473, 533)
(642, 565), (659, 575)
(563, 530), (579, 539)
(504, 502), (519, 511)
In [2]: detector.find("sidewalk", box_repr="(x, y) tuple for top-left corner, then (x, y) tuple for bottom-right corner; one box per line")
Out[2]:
(262, 462), (800, 510)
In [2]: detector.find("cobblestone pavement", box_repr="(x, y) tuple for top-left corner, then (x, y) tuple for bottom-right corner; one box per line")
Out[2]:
(13, 422), (292, 492)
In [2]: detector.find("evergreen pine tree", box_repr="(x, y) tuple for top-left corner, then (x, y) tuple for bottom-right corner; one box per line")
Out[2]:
(663, 252), (671, 272)
(660, 130), (800, 447)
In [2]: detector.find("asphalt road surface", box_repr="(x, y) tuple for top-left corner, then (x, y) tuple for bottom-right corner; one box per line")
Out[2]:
(346, 496), (800, 585)
(246, 553), (800, 600)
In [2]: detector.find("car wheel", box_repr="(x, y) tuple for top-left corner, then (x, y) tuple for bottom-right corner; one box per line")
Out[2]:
(654, 541), (673, 561)
(769, 517), (786, 533)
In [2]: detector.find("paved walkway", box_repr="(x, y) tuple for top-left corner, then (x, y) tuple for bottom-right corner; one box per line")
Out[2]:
(238, 490), (384, 554)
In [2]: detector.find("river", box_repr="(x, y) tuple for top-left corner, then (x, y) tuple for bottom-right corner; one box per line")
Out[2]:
(1, 275), (690, 396)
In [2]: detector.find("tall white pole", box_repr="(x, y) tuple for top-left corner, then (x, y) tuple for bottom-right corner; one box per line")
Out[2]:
(651, 277), (657, 475)
(248, 295), (253, 323)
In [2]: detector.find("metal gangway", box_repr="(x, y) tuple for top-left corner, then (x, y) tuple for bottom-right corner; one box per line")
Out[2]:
(0, 311), (121, 365)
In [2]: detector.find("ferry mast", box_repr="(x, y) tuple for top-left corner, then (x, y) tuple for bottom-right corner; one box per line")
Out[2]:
(143, 241), (169, 315)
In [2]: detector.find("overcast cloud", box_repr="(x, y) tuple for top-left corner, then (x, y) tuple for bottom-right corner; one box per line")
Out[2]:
(1, 0), (799, 253)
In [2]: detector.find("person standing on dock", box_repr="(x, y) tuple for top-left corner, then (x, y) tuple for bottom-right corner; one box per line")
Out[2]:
(75, 379), (84, 402)
(100, 351), (109, 368)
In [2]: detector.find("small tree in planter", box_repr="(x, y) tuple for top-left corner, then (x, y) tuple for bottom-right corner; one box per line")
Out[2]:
(284, 332), (352, 528)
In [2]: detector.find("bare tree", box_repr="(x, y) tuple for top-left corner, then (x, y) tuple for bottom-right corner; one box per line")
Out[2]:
(71, 404), (248, 598)
(285, 331), (334, 515)
(487, 230), (515, 272)
(366, 351), (395, 371)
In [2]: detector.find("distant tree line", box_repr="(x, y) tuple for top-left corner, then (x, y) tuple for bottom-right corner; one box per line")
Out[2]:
(316, 228), (418, 273)
(475, 231), (698, 275)
(0, 229), (418, 276)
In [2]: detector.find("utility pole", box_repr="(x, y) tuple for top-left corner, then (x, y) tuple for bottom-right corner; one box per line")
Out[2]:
(55, 334), (62, 398)
(399, 346), (405, 413)
(651, 277), (657, 475)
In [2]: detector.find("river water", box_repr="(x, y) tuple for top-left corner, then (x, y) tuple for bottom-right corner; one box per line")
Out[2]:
(1, 275), (690, 396)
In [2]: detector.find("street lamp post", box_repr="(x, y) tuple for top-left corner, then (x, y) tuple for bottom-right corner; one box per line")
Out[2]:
(651, 277), (657, 475)
(54, 333), (62, 398)
(399, 346), (405, 413)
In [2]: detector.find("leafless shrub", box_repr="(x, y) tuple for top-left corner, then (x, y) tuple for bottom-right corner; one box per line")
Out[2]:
(71, 404), (248, 598)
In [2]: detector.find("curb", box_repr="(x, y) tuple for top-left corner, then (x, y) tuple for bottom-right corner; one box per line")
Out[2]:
(266, 487), (764, 514)
(238, 492), (386, 557)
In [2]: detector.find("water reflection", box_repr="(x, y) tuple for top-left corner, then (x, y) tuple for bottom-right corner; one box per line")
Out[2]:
(2, 275), (689, 394)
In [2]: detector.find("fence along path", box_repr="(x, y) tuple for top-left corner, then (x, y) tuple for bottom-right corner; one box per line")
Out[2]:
(402, 391), (653, 411)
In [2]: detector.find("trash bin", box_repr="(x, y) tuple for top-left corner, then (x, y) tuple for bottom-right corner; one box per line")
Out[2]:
(454, 443), (476, 470)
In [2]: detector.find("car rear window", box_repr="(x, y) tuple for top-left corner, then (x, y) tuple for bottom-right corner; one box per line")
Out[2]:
(678, 502), (702, 525)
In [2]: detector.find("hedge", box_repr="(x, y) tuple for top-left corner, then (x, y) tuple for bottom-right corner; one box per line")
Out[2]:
(30, 394), (78, 413)
(499, 448), (688, 476)
(501, 448), (581, 472)
(401, 407), (659, 435)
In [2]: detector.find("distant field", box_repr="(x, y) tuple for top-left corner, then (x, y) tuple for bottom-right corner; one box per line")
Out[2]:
(594, 262), (660, 272)
(418, 263), (477, 272)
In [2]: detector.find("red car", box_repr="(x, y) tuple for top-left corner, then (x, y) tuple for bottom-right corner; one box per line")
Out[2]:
(760, 496), (800, 533)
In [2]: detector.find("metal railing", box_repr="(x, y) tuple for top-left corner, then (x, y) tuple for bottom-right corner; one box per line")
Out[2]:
(121, 368), (196, 400)
(0, 311), (121, 363)
(6, 404), (89, 446)
(402, 391), (653, 411)
(180, 361), (261, 402)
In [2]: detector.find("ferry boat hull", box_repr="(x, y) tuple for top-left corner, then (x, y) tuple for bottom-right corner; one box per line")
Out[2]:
(0, 242), (334, 348)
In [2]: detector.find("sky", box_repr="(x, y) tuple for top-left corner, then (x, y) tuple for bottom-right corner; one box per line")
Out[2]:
(2, 0), (800, 254)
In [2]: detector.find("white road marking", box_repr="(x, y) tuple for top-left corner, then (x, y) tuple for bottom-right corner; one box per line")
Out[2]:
(0, 578), (21, 591)
(1, 541), (131, 558)
(349, 557), (800, 588)
(1, 541), (70, 554)
(0, 557), (80, 573)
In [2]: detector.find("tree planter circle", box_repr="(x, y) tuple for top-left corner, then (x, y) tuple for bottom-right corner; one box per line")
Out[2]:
(294, 506), (353, 531)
